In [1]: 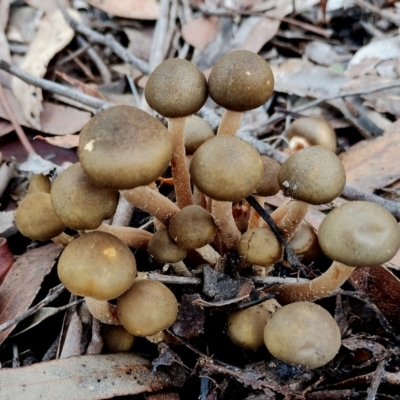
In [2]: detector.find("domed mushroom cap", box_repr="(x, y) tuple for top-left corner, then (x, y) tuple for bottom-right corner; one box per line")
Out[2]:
(148, 228), (187, 263)
(144, 58), (208, 118)
(58, 231), (136, 301)
(238, 228), (283, 267)
(184, 115), (215, 155)
(264, 302), (341, 369)
(286, 117), (337, 152)
(168, 205), (217, 249)
(79, 105), (173, 189)
(51, 163), (119, 230)
(189, 135), (263, 202)
(254, 156), (281, 197)
(208, 50), (274, 112)
(278, 146), (346, 205)
(117, 279), (178, 337)
(318, 201), (400, 267)
(15, 192), (65, 241)
(27, 174), (51, 195)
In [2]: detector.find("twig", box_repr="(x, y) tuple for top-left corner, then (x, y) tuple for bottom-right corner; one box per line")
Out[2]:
(0, 158), (16, 198)
(246, 195), (307, 274)
(148, 272), (201, 285)
(0, 60), (110, 111)
(0, 81), (35, 155)
(56, 0), (151, 76)
(0, 284), (65, 334)
(267, 79), (400, 126)
(366, 359), (386, 400)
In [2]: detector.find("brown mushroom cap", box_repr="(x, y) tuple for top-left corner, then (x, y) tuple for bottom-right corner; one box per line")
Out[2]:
(51, 163), (119, 230)
(79, 105), (173, 189)
(117, 279), (178, 337)
(264, 302), (341, 369)
(147, 228), (187, 263)
(27, 174), (51, 194)
(144, 58), (208, 118)
(58, 231), (136, 301)
(254, 156), (281, 197)
(15, 192), (65, 241)
(189, 135), (263, 202)
(208, 50), (274, 112)
(238, 228), (283, 268)
(286, 117), (337, 152)
(168, 205), (217, 250)
(318, 201), (400, 267)
(184, 115), (215, 155)
(278, 146), (346, 205)
(227, 300), (280, 350)
(101, 325), (135, 353)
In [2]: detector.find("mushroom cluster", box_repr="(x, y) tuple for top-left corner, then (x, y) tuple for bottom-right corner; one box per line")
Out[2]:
(14, 51), (400, 371)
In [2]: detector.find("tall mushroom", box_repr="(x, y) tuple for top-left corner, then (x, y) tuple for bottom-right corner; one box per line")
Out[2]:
(145, 58), (208, 209)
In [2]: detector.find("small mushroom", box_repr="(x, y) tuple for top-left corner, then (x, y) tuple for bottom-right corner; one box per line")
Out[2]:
(27, 174), (51, 194)
(238, 228), (283, 268)
(278, 146), (346, 205)
(15, 192), (65, 241)
(101, 325), (135, 353)
(264, 302), (341, 369)
(208, 50), (274, 135)
(145, 58), (208, 208)
(79, 105), (173, 189)
(58, 231), (136, 301)
(275, 201), (400, 304)
(184, 115), (215, 155)
(51, 162), (119, 230)
(117, 279), (178, 337)
(148, 227), (187, 264)
(168, 205), (217, 250)
(286, 117), (337, 153)
(288, 220), (321, 264)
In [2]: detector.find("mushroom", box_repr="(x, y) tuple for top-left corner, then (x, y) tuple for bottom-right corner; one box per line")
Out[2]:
(117, 279), (178, 337)
(274, 201), (400, 304)
(145, 58), (208, 208)
(147, 227), (187, 264)
(79, 105), (173, 190)
(227, 299), (280, 350)
(208, 50), (274, 136)
(51, 162), (119, 230)
(168, 205), (217, 250)
(15, 192), (65, 241)
(190, 135), (264, 249)
(27, 174), (51, 194)
(264, 302), (341, 369)
(238, 228), (283, 268)
(58, 231), (136, 324)
(184, 115), (215, 155)
(101, 325), (135, 353)
(286, 117), (337, 153)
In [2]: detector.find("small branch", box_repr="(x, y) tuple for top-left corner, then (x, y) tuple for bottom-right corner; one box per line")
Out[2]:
(366, 359), (387, 400)
(0, 284), (65, 334)
(246, 195), (307, 275)
(57, 1), (151, 76)
(0, 60), (110, 111)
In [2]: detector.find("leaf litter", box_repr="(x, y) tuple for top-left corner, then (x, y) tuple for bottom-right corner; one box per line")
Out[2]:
(1, 0), (400, 399)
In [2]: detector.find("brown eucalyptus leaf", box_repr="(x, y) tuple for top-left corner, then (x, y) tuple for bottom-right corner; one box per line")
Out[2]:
(0, 243), (62, 345)
(86, 0), (159, 20)
(34, 135), (79, 149)
(0, 353), (186, 400)
(182, 17), (219, 51)
(0, 238), (13, 285)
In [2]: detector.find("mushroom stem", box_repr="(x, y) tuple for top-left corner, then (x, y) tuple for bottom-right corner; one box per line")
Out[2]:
(96, 223), (152, 250)
(247, 195), (265, 229)
(85, 297), (121, 325)
(51, 232), (74, 247)
(112, 196), (135, 227)
(122, 185), (180, 225)
(168, 117), (193, 208)
(212, 200), (241, 250)
(274, 261), (355, 304)
(217, 110), (244, 136)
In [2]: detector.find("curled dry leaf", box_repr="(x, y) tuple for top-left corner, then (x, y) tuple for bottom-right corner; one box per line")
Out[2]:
(34, 134), (79, 149)
(11, 9), (80, 130)
(0, 353), (186, 400)
(86, 0), (159, 20)
(0, 243), (63, 345)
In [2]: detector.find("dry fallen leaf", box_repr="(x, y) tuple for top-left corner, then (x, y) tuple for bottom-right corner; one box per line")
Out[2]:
(0, 210), (14, 234)
(0, 353), (186, 400)
(86, 0), (159, 20)
(0, 238), (13, 285)
(0, 243), (63, 345)
(182, 17), (219, 51)
(0, 89), (91, 135)
(34, 134), (79, 149)
(11, 9), (80, 130)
